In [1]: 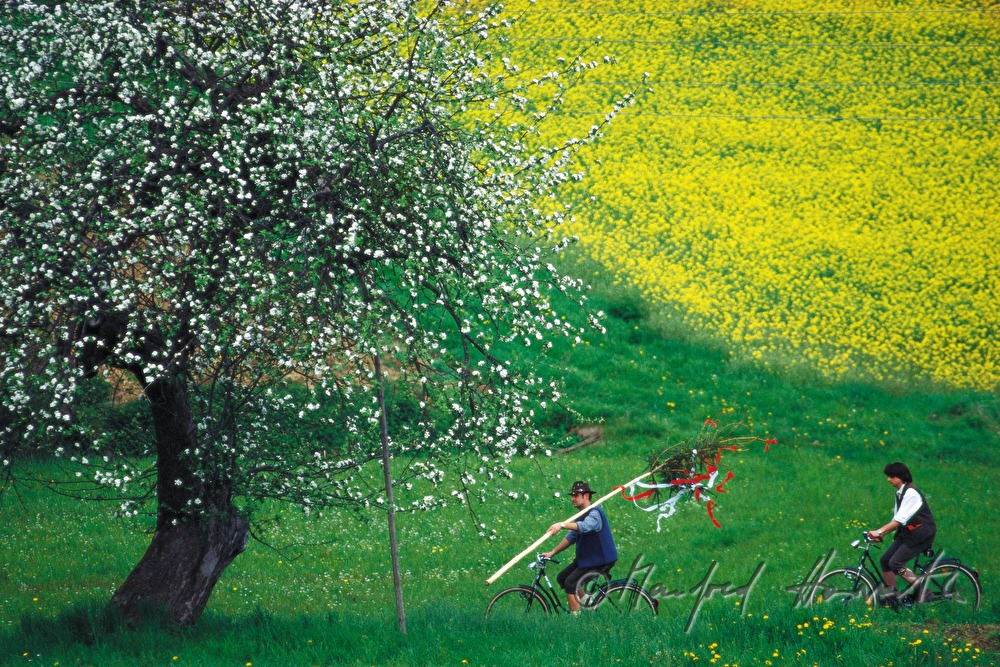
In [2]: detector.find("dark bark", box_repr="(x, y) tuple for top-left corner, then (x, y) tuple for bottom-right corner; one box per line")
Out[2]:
(110, 508), (248, 624)
(110, 375), (248, 624)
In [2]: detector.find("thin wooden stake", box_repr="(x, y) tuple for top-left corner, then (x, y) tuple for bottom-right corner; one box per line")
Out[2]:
(374, 351), (406, 634)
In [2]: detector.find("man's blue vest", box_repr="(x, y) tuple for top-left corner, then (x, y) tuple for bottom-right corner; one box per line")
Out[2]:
(574, 506), (618, 568)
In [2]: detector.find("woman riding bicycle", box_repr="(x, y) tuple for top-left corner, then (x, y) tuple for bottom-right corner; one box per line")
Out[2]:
(866, 462), (937, 600)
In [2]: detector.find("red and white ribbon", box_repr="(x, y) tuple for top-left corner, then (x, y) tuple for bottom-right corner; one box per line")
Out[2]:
(615, 465), (727, 530)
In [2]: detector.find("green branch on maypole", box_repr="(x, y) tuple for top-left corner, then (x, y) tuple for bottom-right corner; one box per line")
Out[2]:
(618, 420), (776, 529)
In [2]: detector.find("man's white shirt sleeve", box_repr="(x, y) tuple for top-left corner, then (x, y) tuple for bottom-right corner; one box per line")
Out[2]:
(892, 488), (922, 525)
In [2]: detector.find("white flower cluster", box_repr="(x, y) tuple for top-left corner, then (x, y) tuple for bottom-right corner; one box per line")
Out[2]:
(0, 0), (630, 518)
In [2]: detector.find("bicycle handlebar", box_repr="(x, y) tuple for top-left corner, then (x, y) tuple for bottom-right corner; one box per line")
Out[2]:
(852, 530), (882, 550)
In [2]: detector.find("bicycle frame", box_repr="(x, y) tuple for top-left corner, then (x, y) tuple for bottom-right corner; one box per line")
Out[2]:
(520, 555), (616, 614)
(845, 534), (888, 589)
(844, 532), (974, 600)
(487, 553), (658, 618)
(523, 555), (569, 614)
(808, 531), (982, 615)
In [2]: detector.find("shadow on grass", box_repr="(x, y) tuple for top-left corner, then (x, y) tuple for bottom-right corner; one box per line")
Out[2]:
(0, 599), (570, 665)
(1, 602), (427, 665)
(8, 602), (189, 648)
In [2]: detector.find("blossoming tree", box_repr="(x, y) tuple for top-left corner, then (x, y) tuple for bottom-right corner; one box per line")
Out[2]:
(0, 0), (629, 623)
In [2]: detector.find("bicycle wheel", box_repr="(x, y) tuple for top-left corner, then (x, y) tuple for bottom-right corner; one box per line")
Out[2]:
(919, 562), (981, 619)
(590, 581), (659, 616)
(485, 585), (550, 618)
(807, 568), (879, 609)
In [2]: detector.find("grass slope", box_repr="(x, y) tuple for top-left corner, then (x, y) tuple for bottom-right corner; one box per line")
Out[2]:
(2, 261), (998, 666)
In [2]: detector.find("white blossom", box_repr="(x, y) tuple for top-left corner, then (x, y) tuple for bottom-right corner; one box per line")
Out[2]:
(0, 0), (624, 522)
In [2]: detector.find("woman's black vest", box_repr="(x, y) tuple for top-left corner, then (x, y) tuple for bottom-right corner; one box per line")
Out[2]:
(894, 483), (936, 543)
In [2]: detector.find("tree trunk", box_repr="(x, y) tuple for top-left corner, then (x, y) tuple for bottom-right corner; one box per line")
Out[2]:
(110, 509), (249, 624)
(110, 376), (248, 624)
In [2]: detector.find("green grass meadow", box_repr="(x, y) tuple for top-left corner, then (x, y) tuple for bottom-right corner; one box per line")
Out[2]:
(2, 265), (998, 666)
(4, 0), (999, 664)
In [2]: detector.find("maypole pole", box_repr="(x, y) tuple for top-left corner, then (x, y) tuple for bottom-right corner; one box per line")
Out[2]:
(485, 471), (653, 586)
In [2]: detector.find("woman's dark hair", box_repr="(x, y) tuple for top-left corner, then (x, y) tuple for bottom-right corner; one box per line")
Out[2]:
(883, 462), (913, 483)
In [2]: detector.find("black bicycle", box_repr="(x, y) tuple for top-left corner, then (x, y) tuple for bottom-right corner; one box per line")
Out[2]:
(485, 553), (659, 617)
(806, 532), (981, 619)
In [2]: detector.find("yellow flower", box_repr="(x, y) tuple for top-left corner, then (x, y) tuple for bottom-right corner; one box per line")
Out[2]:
(503, 0), (1000, 390)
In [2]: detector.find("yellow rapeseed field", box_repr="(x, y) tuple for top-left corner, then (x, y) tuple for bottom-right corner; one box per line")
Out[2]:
(504, 0), (1000, 390)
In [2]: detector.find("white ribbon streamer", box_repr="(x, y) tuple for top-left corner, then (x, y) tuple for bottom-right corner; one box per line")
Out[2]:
(621, 468), (720, 531)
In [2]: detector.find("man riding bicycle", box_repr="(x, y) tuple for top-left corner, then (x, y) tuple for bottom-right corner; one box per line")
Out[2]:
(866, 462), (937, 600)
(542, 481), (618, 614)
